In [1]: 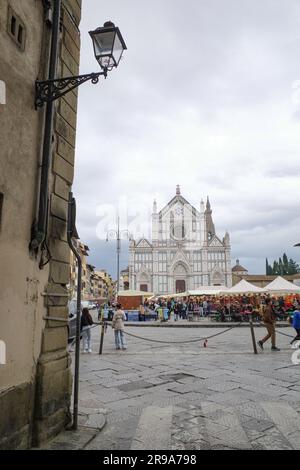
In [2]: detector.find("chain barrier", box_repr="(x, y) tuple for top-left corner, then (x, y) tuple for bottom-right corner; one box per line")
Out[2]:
(275, 329), (294, 338)
(70, 319), (294, 352)
(121, 322), (243, 345)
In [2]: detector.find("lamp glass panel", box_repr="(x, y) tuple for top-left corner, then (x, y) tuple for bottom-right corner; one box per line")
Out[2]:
(93, 30), (116, 67)
(112, 33), (124, 66)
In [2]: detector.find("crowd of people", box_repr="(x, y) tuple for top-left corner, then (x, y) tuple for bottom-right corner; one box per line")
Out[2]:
(141, 294), (300, 323)
(78, 294), (300, 354)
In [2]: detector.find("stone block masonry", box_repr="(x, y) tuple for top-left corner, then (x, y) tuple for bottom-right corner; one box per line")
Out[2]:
(32, 0), (82, 447)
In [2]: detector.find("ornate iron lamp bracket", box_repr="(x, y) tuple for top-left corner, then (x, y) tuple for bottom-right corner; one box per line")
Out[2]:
(35, 70), (107, 108)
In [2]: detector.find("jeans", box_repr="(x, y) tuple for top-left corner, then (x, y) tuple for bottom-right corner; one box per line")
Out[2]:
(82, 326), (91, 351)
(291, 328), (300, 344)
(114, 330), (126, 349)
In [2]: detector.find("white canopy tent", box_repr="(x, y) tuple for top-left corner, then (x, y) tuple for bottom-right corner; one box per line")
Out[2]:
(220, 279), (265, 294)
(117, 290), (154, 297)
(162, 292), (188, 298)
(159, 286), (228, 298)
(264, 276), (300, 294)
(188, 286), (228, 296)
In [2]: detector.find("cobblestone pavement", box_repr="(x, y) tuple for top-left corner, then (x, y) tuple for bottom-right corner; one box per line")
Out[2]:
(47, 324), (300, 450)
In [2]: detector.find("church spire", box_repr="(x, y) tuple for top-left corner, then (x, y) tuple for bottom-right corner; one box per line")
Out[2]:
(205, 196), (215, 241)
(153, 199), (157, 214)
(176, 185), (181, 196)
(200, 198), (205, 213)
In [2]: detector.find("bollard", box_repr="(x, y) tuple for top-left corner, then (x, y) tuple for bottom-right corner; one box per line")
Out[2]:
(249, 315), (258, 354)
(99, 322), (105, 355)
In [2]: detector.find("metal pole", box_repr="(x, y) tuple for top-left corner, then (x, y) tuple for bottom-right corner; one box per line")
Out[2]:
(67, 193), (82, 430)
(249, 314), (258, 354)
(99, 322), (105, 355)
(117, 215), (120, 294)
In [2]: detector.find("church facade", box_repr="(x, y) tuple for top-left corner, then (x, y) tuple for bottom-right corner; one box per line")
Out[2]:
(129, 186), (232, 295)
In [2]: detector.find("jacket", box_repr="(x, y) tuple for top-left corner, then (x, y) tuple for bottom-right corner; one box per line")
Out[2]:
(81, 312), (93, 330)
(112, 310), (126, 331)
(262, 304), (276, 324)
(293, 311), (300, 329)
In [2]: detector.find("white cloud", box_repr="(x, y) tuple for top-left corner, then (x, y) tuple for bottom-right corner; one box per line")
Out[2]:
(73, 0), (300, 277)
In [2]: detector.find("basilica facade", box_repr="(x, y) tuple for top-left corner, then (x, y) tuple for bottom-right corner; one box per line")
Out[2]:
(129, 186), (232, 295)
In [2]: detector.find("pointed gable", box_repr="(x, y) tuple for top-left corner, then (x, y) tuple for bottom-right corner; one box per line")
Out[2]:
(208, 235), (224, 247)
(159, 194), (199, 219)
(169, 249), (190, 272)
(136, 238), (152, 249)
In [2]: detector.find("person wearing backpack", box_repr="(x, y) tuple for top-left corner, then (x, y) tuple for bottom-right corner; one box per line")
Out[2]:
(81, 307), (94, 353)
(112, 304), (127, 350)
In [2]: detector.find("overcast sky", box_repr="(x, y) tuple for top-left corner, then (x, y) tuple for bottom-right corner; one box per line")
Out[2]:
(73, 0), (300, 278)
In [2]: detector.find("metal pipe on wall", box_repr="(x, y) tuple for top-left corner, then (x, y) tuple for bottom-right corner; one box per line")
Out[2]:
(30, 0), (61, 250)
(67, 192), (82, 430)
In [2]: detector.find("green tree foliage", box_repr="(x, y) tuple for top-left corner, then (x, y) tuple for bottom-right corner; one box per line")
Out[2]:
(288, 258), (300, 274)
(265, 258), (273, 275)
(267, 253), (300, 275)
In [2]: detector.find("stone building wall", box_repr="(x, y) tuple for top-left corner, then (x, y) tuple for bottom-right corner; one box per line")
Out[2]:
(0, 0), (82, 449)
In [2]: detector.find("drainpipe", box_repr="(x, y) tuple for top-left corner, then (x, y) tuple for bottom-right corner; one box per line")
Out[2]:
(30, 0), (61, 251)
(67, 192), (82, 430)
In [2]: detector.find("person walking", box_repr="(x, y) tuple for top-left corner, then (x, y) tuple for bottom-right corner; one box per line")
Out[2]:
(290, 309), (300, 346)
(157, 304), (163, 322)
(81, 307), (94, 353)
(112, 304), (127, 350)
(163, 304), (169, 322)
(257, 298), (280, 351)
(139, 303), (146, 321)
(203, 299), (208, 317)
(174, 302), (179, 321)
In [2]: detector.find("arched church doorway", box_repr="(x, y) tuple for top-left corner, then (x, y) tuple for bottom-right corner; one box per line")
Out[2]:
(173, 262), (188, 293)
(175, 280), (186, 293)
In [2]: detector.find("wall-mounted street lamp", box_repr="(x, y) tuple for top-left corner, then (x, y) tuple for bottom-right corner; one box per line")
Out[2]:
(30, 16), (127, 253)
(35, 21), (127, 108)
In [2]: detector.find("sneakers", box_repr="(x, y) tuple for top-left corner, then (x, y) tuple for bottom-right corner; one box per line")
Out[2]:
(88, 349), (92, 354)
(271, 346), (280, 351)
(257, 341), (264, 351)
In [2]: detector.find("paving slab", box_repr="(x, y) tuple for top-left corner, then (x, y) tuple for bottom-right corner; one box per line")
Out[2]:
(39, 326), (300, 450)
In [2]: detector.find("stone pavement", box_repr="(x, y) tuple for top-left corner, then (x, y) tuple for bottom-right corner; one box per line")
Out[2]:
(42, 324), (300, 450)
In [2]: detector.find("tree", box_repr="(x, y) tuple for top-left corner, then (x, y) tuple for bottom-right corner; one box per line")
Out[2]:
(283, 253), (289, 274)
(279, 257), (283, 275)
(272, 260), (279, 275)
(266, 258), (273, 275)
(288, 258), (300, 274)
(267, 253), (300, 275)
